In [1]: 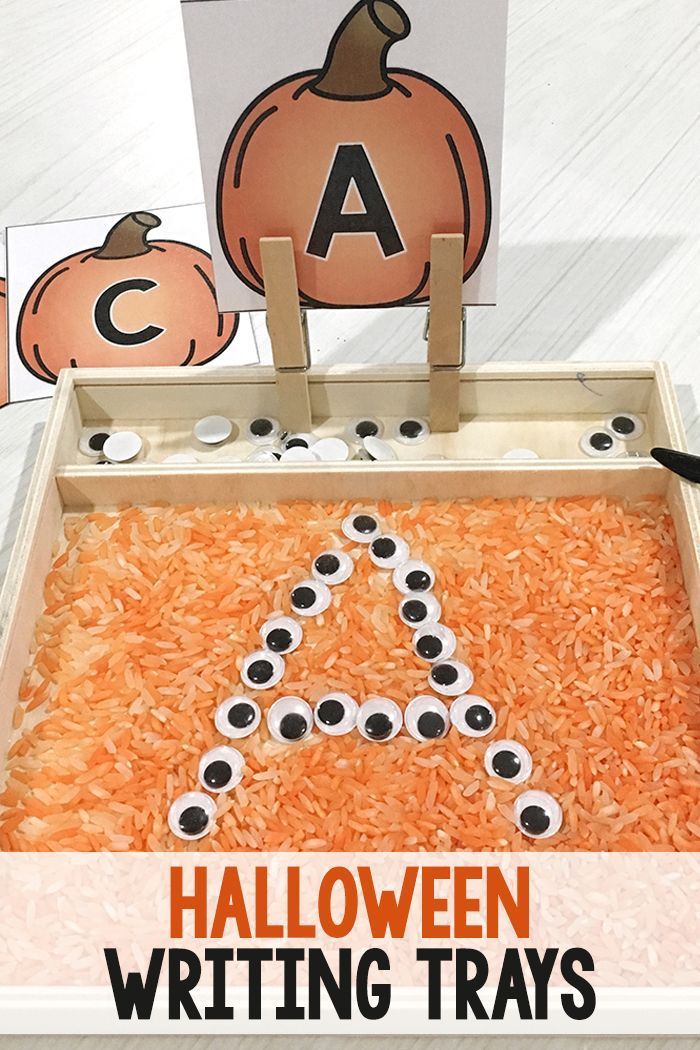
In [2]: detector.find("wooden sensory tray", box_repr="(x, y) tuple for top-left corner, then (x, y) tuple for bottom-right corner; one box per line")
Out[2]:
(0, 356), (699, 775)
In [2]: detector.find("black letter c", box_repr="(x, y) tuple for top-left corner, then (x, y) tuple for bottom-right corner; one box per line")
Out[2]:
(94, 279), (165, 346)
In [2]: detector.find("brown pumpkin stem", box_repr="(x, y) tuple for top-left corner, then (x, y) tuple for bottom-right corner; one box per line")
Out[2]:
(311, 0), (410, 100)
(94, 212), (161, 259)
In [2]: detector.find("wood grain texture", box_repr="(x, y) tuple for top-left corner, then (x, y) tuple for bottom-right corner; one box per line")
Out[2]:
(0, 1039), (698, 1050)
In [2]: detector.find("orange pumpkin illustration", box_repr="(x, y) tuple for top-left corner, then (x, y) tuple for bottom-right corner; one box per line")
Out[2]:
(0, 278), (7, 408)
(218, 0), (491, 308)
(17, 212), (238, 383)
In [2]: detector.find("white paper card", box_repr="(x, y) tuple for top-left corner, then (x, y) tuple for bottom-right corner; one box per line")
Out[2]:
(182, 0), (508, 312)
(5, 203), (258, 406)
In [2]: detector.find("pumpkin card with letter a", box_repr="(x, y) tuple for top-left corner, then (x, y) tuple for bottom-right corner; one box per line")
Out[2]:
(4, 203), (258, 407)
(182, 0), (507, 311)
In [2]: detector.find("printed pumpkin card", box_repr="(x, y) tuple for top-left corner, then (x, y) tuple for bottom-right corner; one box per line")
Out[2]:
(181, 0), (508, 312)
(5, 203), (259, 406)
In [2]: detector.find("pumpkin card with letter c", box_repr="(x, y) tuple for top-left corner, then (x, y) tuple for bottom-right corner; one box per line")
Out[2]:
(182, 0), (508, 312)
(4, 203), (259, 407)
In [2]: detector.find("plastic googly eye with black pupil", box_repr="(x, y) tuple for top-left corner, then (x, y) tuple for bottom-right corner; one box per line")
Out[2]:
(168, 791), (217, 841)
(579, 427), (622, 459)
(312, 550), (354, 585)
(393, 560), (435, 594)
(290, 578), (332, 617)
(412, 622), (456, 663)
(357, 697), (403, 742)
(267, 696), (313, 743)
(514, 790), (562, 839)
(198, 745), (245, 793)
(284, 433), (316, 451)
(405, 695), (449, 741)
(215, 695), (261, 739)
(342, 512), (380, 543)
(369, 534), (410, 569)
(348, 417), (383, 441)
(246, 448), (282, 464)
(240, 649), (285, 690)
(246, 417), (281, 444)
(398, 592), (441, 626)
(450, 695), (496, 738)
(485, 740), (532, 784)
(428, 660), (475, 696)
(260, 615), (303, 654)
(363, 436), (398, 462)
(314, 692), (358, 736)
(605, 413), (645, 440)
(395, 418), (430, 444)
(79, 428), (113, 458)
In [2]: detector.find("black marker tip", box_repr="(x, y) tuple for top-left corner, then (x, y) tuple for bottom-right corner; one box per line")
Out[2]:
(650, 447), (700, 484)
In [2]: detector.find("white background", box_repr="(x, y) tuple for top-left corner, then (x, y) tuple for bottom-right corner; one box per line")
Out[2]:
(6, 203), (257, 403)
(0, 2), (698, 1042)
(181, 0), (507, 310)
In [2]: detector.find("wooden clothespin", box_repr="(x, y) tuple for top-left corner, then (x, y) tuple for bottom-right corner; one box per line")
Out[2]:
(260, 237), (312, 434)
(427, 233), (465, 433)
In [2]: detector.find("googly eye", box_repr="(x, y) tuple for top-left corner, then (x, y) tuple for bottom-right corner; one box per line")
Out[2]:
(246, 417), (281, 445)
(404, 695), (449, 741)
(214, 696), (261, 739)
(163, 453), (201, 465)
(102, 430), (143, 463)
(168, 791), (217, 841)
(289, 578), (332, 617)
(312, 437), (351, 462)
(502, 448), (539, 460)
(240, 649), (285, 690)
(357, 697), (403, 742)
(312, 550), (354, 585)
(369, 534), (410, 569)
(347, 417), (384, 442)
(193, 415), (234, 445)
(279, 446), (320, 463)
(267, 696), (313, 743)
(395, 418), (430, 444)
(514, 790), (563, 839)
(449, 695), (496, 738)
(485, 740), (532, 784)
(413, 622), (456, 663)
(283, 433), (317, 451)
(605, 413), (645, 441)
(579, 427), (623, 459)
(79, 427), (113, 458)
(260, 616), (303, 654)
(198, 745), (245, 793)
(398, 592), (442, 626)
(393, 559), (435, 594)
(314, 692), (358, 736)
(363, 436), (398, 461)
(246, 447), (282, 464)
(428, 660), (474, 696)
(342, 512), (380, 543)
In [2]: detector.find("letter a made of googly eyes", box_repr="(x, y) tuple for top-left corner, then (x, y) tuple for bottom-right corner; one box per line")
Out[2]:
(168, 510), (563, 845)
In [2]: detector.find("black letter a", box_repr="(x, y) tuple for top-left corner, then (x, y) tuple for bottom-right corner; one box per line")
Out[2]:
(307, 144), (404, 260)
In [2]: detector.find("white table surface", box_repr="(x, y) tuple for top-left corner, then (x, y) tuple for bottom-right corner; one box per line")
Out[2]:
(0, 1), (698, 1044)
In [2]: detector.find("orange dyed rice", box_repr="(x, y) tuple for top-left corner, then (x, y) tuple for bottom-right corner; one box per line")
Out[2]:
(1, 496), (699, 852)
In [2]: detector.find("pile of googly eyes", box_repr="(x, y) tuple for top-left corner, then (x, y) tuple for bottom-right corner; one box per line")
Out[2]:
(579, 413), (646, 459)
(78, 415), (434, 466)
(167, 509), (563, 845)
(244, 415), (433, 464)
